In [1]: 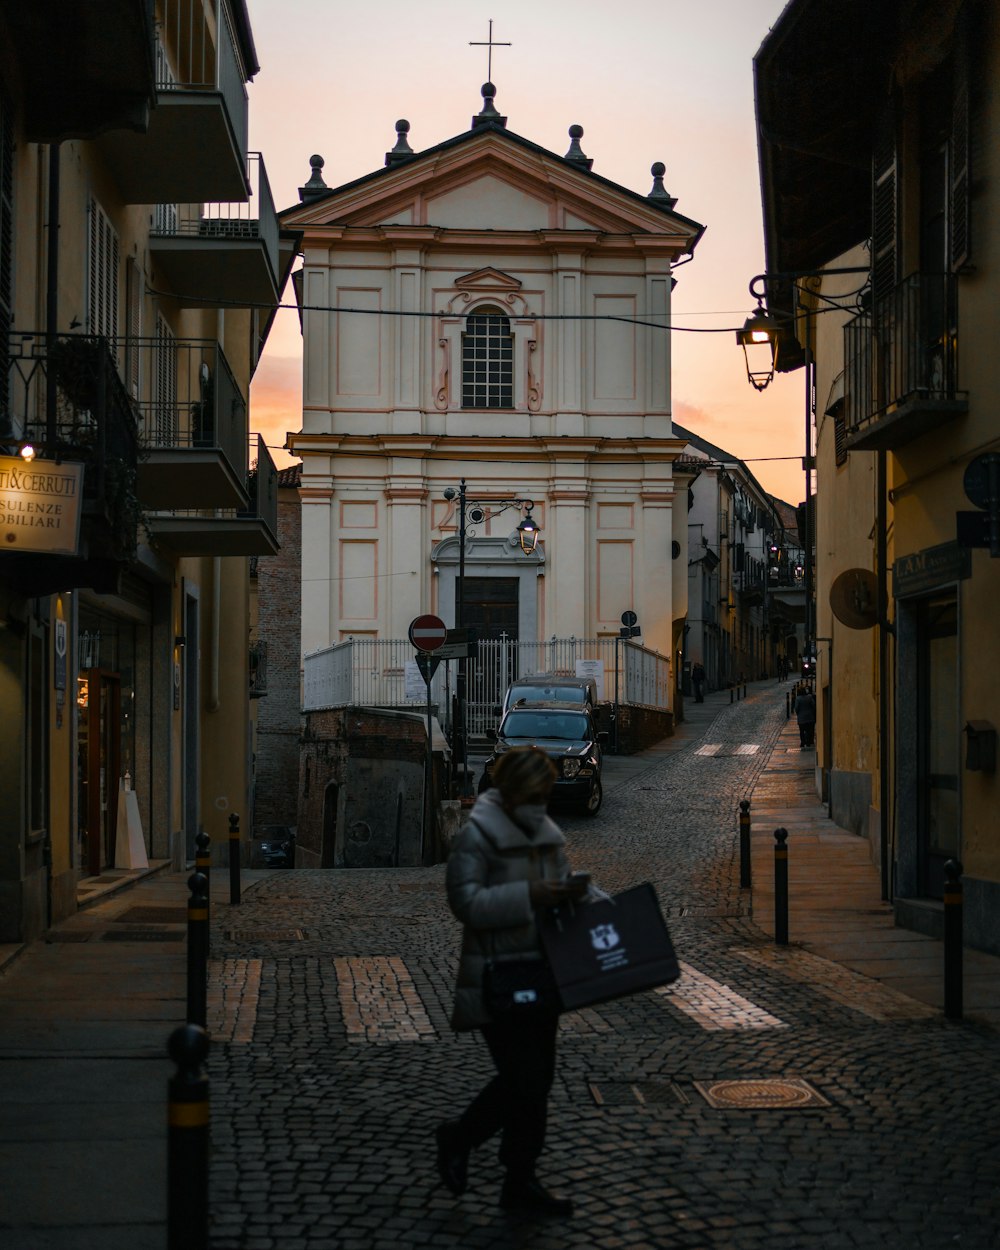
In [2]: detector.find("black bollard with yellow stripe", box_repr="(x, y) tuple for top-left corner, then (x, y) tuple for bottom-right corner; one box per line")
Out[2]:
(774, 828), (789, 945)
(186, 872), (208, 1029)
(944, 858), (964, 1020)
(228, 812), (241, 906)
(167, 1023), (209, 1250)
(739, 800), (752, 889)
(195, 830), (211, 942)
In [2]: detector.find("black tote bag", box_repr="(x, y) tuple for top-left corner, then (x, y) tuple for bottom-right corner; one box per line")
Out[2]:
(538, 882), (680, 1011)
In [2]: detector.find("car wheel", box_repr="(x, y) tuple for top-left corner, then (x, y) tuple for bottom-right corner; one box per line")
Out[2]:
(580, 778), (602, 816)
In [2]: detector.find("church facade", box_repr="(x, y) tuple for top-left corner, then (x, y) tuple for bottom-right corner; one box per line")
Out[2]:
(280, 86), (704, 697)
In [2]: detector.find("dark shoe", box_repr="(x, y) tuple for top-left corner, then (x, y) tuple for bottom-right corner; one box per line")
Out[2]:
(435, 1120), (469, 1196)
(500, 1175), (573, 1218)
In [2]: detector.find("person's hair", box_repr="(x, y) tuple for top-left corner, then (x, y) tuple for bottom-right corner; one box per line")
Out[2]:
(492, 746), (558, 803)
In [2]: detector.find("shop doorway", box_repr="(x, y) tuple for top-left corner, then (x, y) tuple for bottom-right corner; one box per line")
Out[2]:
(77, 671), (122, 877)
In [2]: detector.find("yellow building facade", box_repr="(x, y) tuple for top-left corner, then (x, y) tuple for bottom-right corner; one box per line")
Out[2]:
(754, 0), (1000, 952)
(0, 0), (295, 941)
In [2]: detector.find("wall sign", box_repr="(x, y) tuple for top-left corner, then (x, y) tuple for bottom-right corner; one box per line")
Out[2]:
(892, 541), (971, 599)
(0, 456), (84, 555)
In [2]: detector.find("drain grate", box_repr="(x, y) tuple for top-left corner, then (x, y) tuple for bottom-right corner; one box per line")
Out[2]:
(101, 929), (185, 943)
(694, 1078), (830, 1110)
(226, 929), (304, 942)
(115, 906), (187, 925)
(588, 1079), (686, 1108)
(46, 931), (92, 943)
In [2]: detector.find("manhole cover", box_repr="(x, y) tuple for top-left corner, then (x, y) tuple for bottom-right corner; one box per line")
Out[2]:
(101, 930), (185, 943)
(115, 907), (187, 924)
(226, 930), (304, 941)
(694, 1078), (830, 1110)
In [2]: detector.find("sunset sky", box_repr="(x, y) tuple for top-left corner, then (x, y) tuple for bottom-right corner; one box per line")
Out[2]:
(245, 0), (808, 504)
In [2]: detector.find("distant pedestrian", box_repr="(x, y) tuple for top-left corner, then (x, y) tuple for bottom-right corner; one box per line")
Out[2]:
(692, 662), (706, 702)
(436, 746), (587, 1218)
(795, 687), (816, 749)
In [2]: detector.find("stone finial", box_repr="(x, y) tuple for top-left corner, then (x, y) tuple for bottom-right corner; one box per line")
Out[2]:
(564, 124), (593, 170)
(648, 161), (677, 209)
(385, 119), (415, 167)
(298, 154), (328, 203)
(472, 81), (507, 129)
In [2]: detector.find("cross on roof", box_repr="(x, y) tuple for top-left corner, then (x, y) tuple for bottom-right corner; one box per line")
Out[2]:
(469, 19), (511, 82)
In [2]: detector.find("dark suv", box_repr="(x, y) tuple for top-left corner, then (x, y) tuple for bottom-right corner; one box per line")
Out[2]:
(478, 702), (606, 815)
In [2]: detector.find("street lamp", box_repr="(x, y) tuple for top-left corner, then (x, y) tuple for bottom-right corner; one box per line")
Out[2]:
(736, 303), (782, 392)
(442, 479), (542, 795)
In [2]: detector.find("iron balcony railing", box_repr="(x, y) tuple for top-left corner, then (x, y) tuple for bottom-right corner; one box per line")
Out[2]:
(249, 639), (268, 697)
(122, 335), (247, 482)
(238, 435), (279, 541)
(4, 332), (140, 542)
(844, 272), (964, 440)
(155, 0), (249, 160)
(152, 151), (279, 282)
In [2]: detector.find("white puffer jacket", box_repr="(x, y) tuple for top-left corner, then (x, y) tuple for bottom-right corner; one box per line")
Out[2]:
(446, 789), (570, 1031)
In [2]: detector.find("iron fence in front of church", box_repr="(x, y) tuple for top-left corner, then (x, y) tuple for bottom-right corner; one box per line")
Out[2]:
(302, 635), (671, 737)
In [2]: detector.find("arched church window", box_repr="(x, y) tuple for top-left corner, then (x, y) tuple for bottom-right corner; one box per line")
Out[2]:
(462, 306), (513, 408)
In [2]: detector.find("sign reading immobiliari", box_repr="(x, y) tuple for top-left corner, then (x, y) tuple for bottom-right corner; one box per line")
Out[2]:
(0, 455), (84, 556)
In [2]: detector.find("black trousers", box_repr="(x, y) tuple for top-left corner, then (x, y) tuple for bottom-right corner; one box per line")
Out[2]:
(457, 1014), (559, 1178)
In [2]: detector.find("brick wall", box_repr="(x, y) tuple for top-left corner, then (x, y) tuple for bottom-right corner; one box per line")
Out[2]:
(253, 468), (303, 832)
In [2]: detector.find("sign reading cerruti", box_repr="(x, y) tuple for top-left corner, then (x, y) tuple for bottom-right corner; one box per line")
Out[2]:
(0, 456), (84, 555)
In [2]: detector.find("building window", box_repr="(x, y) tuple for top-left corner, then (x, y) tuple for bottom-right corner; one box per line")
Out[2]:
(462, 306), (513, 409)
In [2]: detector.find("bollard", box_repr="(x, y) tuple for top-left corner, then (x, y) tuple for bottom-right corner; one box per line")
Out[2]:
(730, 687), (734, 704)
(186, 872), (208, 1029)
(786, 690), (790, 719)
(743, 683), (747, 699)
(228, 812), (241, 906)
(944, 858), (964, 1020)
(195, 830), (211, 942)
(167, 1023), (210, 1250)
(739, 800), (751, 889)
(774, 828), (789, 945)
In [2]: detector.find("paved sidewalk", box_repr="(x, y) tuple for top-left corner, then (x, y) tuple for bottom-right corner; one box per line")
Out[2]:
(748, 710), (1000, 1027)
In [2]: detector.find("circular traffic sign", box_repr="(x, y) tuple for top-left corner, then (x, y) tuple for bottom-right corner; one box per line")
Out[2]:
(408, 614), (447, 652)
(620, 610), (638, 628)
(963, 453), (999, 511)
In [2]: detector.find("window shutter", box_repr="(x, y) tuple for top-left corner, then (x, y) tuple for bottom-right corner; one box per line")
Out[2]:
(872, 106), (898, 303)
(125, 259), (143, 398)
(950, 33), (971, 272)
(834, 412), (848, 467)
(153, 314), (177, 445)
(88, 200), (120, 345)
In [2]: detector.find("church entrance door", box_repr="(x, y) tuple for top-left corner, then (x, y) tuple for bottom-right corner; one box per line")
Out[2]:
(460, 577), (519, 735)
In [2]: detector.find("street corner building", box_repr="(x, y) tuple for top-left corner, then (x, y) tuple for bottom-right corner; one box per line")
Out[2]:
(752, 0), (1000, 954)
(0, 0), (299, 942)
(278, 83), (704, 678)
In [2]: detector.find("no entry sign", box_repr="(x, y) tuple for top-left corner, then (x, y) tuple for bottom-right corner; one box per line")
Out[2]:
(408, 614), (447, 652)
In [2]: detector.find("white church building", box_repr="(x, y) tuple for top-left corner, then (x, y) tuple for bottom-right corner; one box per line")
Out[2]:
(280, 83), (704, 708)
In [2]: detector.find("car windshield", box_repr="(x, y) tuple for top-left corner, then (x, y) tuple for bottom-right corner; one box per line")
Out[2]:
(510, 685), (586, 704)
(501, 710), (589, 741)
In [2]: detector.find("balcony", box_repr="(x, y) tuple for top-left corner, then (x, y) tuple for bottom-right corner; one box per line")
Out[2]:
(844, 273), (968, 452)
(145, 435), (278, 556)
(150, 154), (280, 306)
(249, 639), (268, 697)
(98, 0), (250, 203)
(0, 0), (157, 141)
(130, 337), (248, 510)
(2, 333), (141, 594)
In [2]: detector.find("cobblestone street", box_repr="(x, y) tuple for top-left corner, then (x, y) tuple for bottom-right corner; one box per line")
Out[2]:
(206, 684), (1000, 1250)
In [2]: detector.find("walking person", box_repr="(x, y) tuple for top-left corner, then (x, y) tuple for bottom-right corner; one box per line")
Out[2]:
(436, 746), (588, 1218)
(795, 684), (817, 749)
(692, 661), (706, 702)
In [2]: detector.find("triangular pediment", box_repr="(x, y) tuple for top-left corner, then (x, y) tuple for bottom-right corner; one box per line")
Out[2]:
(454, 267), (522, 292)
(280, 126), (703, 247)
